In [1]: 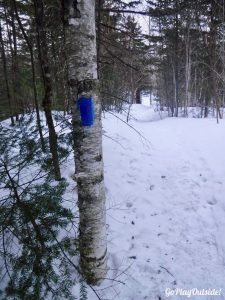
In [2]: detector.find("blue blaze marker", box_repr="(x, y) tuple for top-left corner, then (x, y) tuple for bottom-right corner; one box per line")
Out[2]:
(77, 97), (95, 126)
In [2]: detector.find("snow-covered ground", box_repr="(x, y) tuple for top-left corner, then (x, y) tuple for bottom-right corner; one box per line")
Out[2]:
(91, 104), (225, 300)
(1, 104), (225, 299)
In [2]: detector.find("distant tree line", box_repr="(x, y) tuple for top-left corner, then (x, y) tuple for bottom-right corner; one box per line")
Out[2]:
(0, 0), (150, 123)
(149, 0), (225, 119)
(1, 0), (225, 120)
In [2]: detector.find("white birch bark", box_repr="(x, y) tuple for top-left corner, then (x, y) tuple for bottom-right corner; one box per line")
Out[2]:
(64, 0), (107, 284)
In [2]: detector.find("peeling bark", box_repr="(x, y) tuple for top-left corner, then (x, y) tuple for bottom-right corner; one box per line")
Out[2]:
(64, 0), (107, 284)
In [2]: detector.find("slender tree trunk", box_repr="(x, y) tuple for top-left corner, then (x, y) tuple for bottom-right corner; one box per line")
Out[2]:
(165, 56), (173, 115)
(4, 4), (19, 119)
(97, 0), (103, 73)
(204, 95), (209, 118)
(11, 13), (19, 120)
(0, 22), (14, 126)
(172, 64), (178, 117)
(174, 0), (179, 117)
(13, 0), (45, 152)
(209, 0), (222, 122)
(135, 87), (141, 104)
(184, 26), (191, 117)
(194, 68), (197, 106)
(64, 0), (107, 284)
(199, 71), (204, 105)
(34, 0), (61, 180)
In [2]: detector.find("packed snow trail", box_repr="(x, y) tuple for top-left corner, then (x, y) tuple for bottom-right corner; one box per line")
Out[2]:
(2, 106), (224, 299)
(91, 105), (225, 300)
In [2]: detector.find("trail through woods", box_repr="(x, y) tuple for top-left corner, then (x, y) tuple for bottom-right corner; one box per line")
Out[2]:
(94, 104), (225, 300)
(1, 105), (225, 299)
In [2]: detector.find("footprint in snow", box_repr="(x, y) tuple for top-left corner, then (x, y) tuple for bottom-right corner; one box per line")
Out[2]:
(215, 180), (223, 185)
(207, 197), (217, 206)
(127, 180), (136, 184)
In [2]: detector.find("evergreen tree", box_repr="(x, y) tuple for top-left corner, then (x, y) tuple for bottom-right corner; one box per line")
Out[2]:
(0, 116), (76, 299)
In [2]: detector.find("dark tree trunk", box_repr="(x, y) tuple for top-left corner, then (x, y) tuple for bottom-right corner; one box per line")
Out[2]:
(173, 0), (179, 117)
(11, 9), (21, 120)
(136, 87), (141, 104)
(204, 95), (209, 118)
(34, 0), (61, 180)
(0, 23), (14, 126)
(13, 0), (45, 152)
(209, 0), (222, 122)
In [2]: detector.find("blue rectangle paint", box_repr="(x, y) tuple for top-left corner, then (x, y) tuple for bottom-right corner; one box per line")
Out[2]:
(77, 97), (95, 126)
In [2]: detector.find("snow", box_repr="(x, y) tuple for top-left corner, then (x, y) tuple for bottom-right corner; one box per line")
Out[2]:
(1, 104), (225, 299)
(96, 104), (225, 299)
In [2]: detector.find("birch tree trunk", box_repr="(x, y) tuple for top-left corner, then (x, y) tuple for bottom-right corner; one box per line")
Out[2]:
(64, 0), (107, 284)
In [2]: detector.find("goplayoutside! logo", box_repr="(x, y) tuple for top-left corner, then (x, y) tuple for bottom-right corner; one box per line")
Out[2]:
(165, 288), (222, 298)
